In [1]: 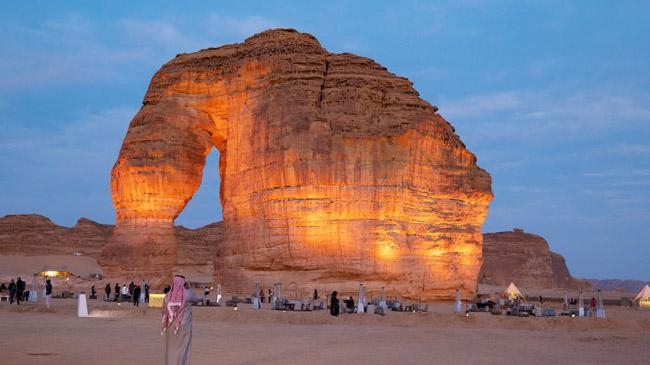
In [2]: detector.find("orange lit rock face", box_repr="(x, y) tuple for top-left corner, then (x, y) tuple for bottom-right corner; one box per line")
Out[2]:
(100, 29), (492, 299)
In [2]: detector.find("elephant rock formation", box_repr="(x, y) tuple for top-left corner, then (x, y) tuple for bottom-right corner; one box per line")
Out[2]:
(99, 29), (492, 299)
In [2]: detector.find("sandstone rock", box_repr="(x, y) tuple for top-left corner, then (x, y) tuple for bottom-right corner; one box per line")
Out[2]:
(101, 29), (493, 299)
(0, 214), (221, 283)
(2, 215), (587, 293)
(0, 214), (110, 256)
(479, 229), (584, 289)
(175, 222), (224, 277)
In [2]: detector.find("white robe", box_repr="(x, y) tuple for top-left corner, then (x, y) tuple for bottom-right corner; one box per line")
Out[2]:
(164, 289), (201, 365)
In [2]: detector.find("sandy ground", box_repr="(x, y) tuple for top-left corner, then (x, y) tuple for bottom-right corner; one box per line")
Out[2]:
(2, 296), (650, 365)
(2, 254), (650, 364)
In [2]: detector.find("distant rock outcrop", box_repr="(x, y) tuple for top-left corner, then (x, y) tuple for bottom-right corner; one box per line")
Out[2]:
(0, 214), (111, 256)
(479, 229), (586, 289)
(587, 279), (648, 294)
(0, 214), (223, 279)
(2, 216), (587, 292)
(101, 28), (493, 299)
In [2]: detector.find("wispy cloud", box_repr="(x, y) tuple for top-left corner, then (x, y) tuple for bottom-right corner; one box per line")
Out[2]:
(0, 14), (283, 91)
(0, 16), (147, 90)
(440, 91), (520, 119)
(118, 19), (200, 52)
(1, 106), (134, 166)
(205, 14), (281, 41)
(595, 144), (650, 156)
(0, 106), (136, 224)
(441, 88), (650, 144)
(580, 168), (650, 179)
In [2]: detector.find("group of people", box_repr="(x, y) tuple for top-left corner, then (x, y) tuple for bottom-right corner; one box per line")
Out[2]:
(256, 288), (274, 304)
(3, 277), (26, 305)
(328, 291), (360, 316)
(103, 280), (151, 306)
(1, 277), (53, 308)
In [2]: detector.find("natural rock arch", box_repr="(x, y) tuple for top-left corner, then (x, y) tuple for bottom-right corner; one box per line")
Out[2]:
(99, 29), (492, 299)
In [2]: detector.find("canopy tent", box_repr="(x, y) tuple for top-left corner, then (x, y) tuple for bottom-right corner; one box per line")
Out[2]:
(38, 265), (71, 278)
(634, 285), (650, 307)
(503, 282), (526, 301)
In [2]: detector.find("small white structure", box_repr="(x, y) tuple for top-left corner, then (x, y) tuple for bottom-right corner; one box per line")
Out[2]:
(578, 290), (585, 317)
(454, 288), (462, 313)
(252, 281), (261, 309)
(215, 283), (222, 305)
(77, 293), (88, 317)
(28, 275), (38, 302)
(378, 287), (387, 313)
(596, 289), (606, 318)
(273, 283), (282, 310)
(357, 283), (366, 313)
(634, 285), (650, 308)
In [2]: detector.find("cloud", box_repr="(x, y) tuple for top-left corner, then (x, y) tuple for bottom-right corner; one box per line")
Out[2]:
(118, 19), (203, 53)
(440, 88), (650, 144)
(205, 14), (281, 41)
(580, 168), (650, 179)
(507, 185), (549, 194)
(0, 106), (136, 224)
(440, 91), (520, 119)
(1, 106), (134, 166)
(598, 144), (650, 156)
(0, 16), (151, 90)
(0, 13), (283, 91)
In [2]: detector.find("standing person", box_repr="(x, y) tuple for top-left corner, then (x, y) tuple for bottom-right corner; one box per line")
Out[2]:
(45, 279), (53, 308)
(144, 281), (151, 303)
(8, 279), (16, 304)
(91, 285), (97, 299)
(330, 291), (340, 316)
(133, 285), (141, 307)
(121, 284), (129, 301)
(260, 289), (265, 305)
(15, 277), (26, 305)
(114, 283), (120, 301)
(313, 289), (319, 301)
(162, 275), (201, 365)
(105, 283), (111, 301)
(590, 297), (597, 315)
(267, 288), (272, 303)
(203, 286), (210, 305)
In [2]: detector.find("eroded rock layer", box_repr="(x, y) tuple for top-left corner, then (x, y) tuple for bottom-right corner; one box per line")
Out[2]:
(101, 29), (493, 299)
(4, 216), (587, 293)
(479, 229), (584, 289)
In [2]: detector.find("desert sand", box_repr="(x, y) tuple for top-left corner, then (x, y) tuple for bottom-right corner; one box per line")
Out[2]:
(2, 298), (650, 365)
(2, 254), (650, 364)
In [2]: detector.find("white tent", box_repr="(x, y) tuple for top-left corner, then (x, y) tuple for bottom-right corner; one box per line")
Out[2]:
(634, 285), (650, 308)
(503, 282), (526, 301)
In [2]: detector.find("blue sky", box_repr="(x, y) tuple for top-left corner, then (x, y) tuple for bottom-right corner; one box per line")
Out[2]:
(1, 1), (648, 280)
